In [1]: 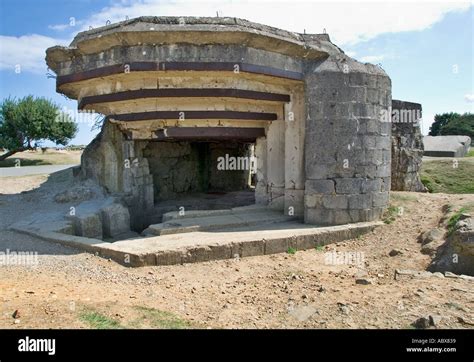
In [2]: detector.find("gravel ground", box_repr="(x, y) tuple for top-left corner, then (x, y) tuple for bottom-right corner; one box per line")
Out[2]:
(1, 171), (473, 329)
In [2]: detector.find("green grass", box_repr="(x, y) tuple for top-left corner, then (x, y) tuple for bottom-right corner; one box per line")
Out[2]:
(80, 310), (123, 329)
(314, 245), (324, 252)
(383, 205), (399, 224)
(420, 158), (474, 194)
(130, 306), (190, 329)
(467, 149), (474, 157)
(287, 247), (296, 255)
(447, 207), (467, 236)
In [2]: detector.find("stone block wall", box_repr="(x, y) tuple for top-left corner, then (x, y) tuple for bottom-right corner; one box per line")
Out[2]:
(391, 100), (426, 192)
(304, 55), (392, 225)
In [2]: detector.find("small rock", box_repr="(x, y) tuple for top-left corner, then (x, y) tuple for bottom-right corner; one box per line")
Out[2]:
(412, 317), (430, 329)
(337, 302), (351, 315)
(389, 249), (403, 257)
(12, 310), (20, 319)
(419, 228), (444, 245)
(14, 319), (20, 324)
(355, 278), (373, 285)
(421, 241), (442, 256)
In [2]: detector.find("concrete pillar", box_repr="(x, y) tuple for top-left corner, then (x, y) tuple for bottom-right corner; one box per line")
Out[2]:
(122, 140), (154, 230)
(284, 88), (305, 217)
(266, 120), (285, 210)
(255, 136), (268, 205)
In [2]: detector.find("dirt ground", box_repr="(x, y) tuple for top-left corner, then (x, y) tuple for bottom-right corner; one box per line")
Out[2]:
(1, 173), (473, 329)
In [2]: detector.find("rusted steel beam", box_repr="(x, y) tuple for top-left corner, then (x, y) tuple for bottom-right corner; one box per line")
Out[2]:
(57, 61), (303, 86)
(151, 127), (265, 141)
(79, 88), (290, 109)
(109, 110), (277, 122)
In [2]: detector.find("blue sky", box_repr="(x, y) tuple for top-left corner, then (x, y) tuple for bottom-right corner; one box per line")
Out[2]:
(0, 0), (472, 145)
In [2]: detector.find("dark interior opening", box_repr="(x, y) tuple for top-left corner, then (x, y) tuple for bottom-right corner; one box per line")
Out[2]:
(142, 140), (257, 223)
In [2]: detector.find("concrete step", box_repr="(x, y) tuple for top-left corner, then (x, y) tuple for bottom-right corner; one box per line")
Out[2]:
(161, 204), (268, 222)
(145, 209), (295, 236)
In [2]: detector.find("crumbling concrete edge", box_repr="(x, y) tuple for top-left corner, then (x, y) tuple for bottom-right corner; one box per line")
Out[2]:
(10, 221), (382, 267)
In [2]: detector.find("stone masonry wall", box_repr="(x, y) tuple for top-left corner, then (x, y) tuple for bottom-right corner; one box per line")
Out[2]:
(391, 100), (426, 192)
(304, 55), (392, 225)
(80, 120), (154, 231)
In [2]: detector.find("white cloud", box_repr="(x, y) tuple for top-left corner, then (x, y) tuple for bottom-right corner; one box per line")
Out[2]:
(1, 0), (470, 75)
(76, 0), (472, 45)
(0, 34), (68, 74)
(358, 54), (385, 63)
(465, 94), (474, 103)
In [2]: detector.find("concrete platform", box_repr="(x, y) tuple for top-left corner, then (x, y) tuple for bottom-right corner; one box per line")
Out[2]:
(145, 206), (295, 236)
(11, 218), (382, 267)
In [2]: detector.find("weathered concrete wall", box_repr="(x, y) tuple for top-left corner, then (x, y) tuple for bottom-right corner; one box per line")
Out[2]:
(304, 55), (392, 225)
(391, 100), (426, 192)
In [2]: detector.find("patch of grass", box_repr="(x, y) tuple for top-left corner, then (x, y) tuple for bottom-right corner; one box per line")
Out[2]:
(131, 306), (190, 329)
(420, 175), (435, 193)
(315, 245), (324, 252)
(447, 207), (467, 236)
(80, 310), (123, 329)
(467, 148), (474, 157)
(287, 247), (297, 255)
(383, 205), (399, 224)
(420, 158), (474, 193)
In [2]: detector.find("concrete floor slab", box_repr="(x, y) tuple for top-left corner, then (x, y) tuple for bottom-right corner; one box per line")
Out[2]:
(12, 219), (382, 267)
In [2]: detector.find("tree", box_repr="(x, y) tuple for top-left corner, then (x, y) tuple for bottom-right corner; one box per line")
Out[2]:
(0, 96), (77, 160)
(429, 112), (460, 136)
(440, 113), (474, 139)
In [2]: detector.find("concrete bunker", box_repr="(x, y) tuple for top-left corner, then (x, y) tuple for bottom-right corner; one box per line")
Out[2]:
(45, 16), (392, 242)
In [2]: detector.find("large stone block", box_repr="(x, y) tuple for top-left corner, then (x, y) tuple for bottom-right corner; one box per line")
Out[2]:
(70, 213), (103, 239)
(101, 203), (131, 238)
(322, 195), (349, 209)
(372, 192), (390, 207)
(305, 179), (335, 194)
(361, 178), (382, 193)
(335, 178), (363, 194)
